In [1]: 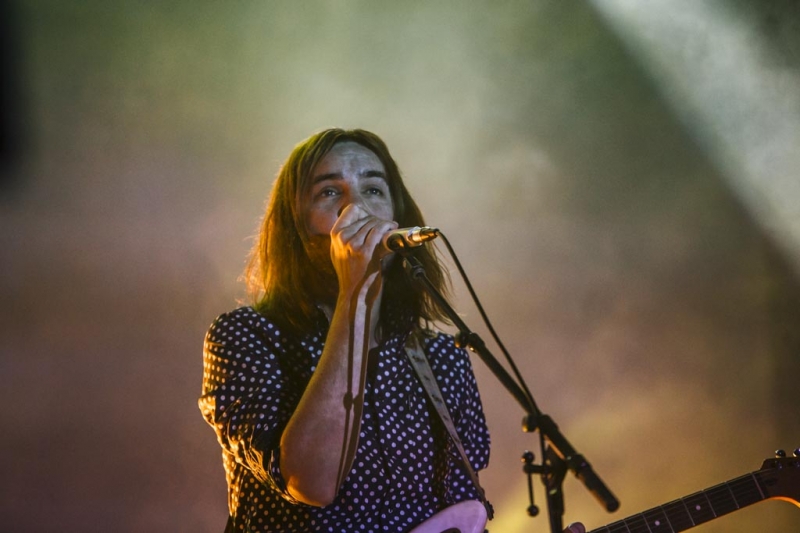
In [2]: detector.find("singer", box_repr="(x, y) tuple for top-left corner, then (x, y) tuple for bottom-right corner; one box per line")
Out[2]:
(199, 128), (488, 533)
(199, 128), (584, 533)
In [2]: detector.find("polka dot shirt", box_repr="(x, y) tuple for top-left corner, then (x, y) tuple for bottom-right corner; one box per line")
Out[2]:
(199, 306), (490, 532)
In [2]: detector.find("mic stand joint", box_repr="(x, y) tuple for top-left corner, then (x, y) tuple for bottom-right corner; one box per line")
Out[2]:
(400, 249), (620, 533)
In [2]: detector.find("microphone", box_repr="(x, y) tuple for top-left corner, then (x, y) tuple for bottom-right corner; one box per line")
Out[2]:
(383, 226), (439, 251)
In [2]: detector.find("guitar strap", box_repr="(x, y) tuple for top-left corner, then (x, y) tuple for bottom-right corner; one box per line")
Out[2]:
(404, 330), (493, 520)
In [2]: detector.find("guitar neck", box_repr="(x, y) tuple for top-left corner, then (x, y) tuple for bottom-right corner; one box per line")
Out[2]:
(589, 470), (769, 533)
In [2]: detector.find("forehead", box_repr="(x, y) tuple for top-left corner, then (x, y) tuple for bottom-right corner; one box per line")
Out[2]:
(313, 141), (385, 177)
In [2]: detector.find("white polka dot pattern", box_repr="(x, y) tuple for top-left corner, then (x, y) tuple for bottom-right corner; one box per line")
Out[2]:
(199, 306), (491, 532)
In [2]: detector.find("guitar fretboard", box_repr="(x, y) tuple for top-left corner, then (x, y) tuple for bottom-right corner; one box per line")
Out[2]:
(589, 470), (767, 533)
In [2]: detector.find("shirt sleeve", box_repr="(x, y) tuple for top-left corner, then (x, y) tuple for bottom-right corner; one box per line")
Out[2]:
(197, 308), (301, 502)
(428, 333), (491, 473)
(456, 351), (491, 473)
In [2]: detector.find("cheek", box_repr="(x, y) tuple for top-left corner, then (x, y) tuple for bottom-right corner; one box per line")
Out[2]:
(305, 208), (337, 237)
(305, 234), (333, 260)
(367, 197), (395, 221)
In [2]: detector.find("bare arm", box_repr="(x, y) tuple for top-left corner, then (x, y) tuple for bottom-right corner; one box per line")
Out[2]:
(279, 205), (397, 506)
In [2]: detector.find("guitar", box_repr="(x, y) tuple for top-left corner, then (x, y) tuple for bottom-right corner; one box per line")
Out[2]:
(588, 453), (799, 533)
(409, 500), (487, 533)
(410, 453), (800, 533)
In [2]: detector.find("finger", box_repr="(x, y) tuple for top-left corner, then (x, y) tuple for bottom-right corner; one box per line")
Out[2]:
(362, 219), (399, 258)
(334, 203), (370, 230)
(331, 205), (374, 245)
(334, 205), (395, 248)
(564, 522), (586, 533)
(349, 217), (394, 251)
(333, 215), (380, 250)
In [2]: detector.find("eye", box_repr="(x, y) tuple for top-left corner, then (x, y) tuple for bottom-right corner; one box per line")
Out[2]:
(317, 187), (339, 198)
(365, 187), (384, 196)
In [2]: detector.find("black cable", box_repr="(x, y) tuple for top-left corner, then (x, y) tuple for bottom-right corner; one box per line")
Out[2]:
(436, 230), (540, 415)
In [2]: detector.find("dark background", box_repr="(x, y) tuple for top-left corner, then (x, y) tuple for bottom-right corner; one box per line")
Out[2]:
(2, 1), (798, 531)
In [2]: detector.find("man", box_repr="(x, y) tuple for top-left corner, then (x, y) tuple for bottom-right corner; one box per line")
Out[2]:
(200, 128), (584, 533)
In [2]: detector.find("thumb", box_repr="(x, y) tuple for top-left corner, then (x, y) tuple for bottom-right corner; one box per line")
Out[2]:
(564, 523), (586, 533)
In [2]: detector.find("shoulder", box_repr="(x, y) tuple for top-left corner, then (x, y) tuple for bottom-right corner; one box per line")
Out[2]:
(420, 328), (457, 350)
(209, 306), (268, 328)
(205, 306), (288, 345)
(421, 329), (471, 365)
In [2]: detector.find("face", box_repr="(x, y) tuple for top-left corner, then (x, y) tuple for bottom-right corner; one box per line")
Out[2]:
(303, 141), (395, 237)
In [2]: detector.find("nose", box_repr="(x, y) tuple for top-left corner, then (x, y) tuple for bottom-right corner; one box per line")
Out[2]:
(338, 194), (370, 218)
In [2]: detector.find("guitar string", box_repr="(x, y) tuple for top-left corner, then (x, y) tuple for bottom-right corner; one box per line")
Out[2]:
(589, 466), (787, 533)
(595, 473), (762, 533)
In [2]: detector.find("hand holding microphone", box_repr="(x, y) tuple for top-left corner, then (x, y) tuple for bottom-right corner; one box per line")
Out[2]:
(382, 226), (440, 252)
(331, 203), (439, 298)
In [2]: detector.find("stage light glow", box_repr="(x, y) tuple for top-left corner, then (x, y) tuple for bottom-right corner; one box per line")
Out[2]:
(589, 0), (800, 275)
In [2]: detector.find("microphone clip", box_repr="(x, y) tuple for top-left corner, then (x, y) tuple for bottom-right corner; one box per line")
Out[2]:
(384, 226), (440, 253)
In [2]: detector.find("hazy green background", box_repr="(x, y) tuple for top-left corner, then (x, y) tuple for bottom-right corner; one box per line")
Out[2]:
(2, 1), (798, 531)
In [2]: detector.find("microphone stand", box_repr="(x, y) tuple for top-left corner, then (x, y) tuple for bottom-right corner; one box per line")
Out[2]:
(401, 253), (619, 533)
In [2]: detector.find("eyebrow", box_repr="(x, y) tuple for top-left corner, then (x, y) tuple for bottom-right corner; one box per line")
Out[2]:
(311, 169), (387, 185)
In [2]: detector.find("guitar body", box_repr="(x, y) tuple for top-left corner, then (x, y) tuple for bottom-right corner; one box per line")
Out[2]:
(407, 453), (799, 533)
(409, 500), (487, 533)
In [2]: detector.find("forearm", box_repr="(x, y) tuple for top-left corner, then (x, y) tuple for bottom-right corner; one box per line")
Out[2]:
(279, 278), (381, 506)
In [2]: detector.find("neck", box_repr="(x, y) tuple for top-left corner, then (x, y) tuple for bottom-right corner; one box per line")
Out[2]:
(318, 286), (384, 349)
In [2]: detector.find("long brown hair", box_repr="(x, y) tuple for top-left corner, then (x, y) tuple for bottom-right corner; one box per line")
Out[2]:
(245, 128), (452, 334)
